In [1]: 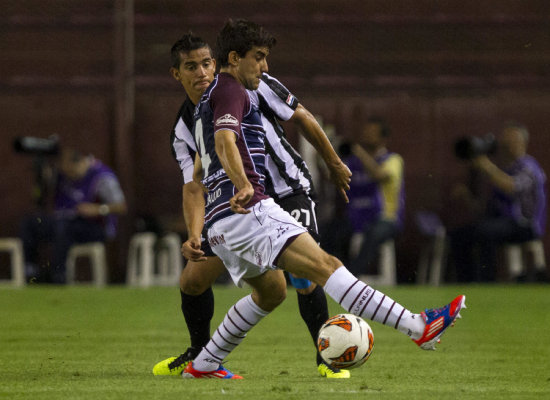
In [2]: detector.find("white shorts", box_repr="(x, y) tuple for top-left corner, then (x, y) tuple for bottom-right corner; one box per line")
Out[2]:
(207, 198), (307, 287)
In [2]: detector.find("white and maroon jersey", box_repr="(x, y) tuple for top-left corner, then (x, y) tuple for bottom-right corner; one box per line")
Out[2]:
(171, 74), (314, 197)
(193, 72), (268, 228)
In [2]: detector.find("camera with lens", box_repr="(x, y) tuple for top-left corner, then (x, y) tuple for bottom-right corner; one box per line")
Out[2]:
(454, 133), (497, 160)
(13, 135), (59, 156)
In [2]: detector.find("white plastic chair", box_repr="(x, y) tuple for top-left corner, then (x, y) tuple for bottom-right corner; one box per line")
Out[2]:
(126, 232), (157, 287)
(155, 233), (183, 286)
(66, 242), (107, 287)
(0, 238), (25, 286)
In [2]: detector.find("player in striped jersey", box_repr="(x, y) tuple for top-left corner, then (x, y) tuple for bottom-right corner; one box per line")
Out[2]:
(153, 32), (352, 378)
(181, 19), (465, 380)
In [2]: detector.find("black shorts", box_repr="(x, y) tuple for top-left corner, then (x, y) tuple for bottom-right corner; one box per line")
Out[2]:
(277, 193), (320, 242)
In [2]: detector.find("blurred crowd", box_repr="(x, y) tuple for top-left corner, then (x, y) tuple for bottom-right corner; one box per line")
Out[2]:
(7, 119), (547, 285)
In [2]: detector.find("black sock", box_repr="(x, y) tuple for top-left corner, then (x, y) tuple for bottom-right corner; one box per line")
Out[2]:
(296, 284), (329, 366)
(180, 288), (214, 353)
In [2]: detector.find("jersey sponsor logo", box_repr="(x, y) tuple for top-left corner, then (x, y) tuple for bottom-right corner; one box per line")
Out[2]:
(216, 113), (239, 126)
(206, 188), (222, 206)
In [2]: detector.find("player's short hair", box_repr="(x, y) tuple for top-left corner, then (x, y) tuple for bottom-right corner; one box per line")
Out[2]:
(170, 32), (212, 68)
(367, 116), (390, 137)
(215, 19), (276, 67)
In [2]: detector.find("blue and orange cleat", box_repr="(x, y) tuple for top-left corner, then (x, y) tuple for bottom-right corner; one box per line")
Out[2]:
(181, 362), (243, 379)
(414, 294), (466, 350)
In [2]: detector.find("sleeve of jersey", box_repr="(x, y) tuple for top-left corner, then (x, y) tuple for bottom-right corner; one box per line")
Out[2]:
(172, 117), (197, 184)
(211, 84), (246, 139)
(382, 154), (404, 184)
(257, 74), (299, 121)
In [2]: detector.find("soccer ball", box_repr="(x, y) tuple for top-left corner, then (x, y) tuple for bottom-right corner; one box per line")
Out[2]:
(317, 314), (374, 369)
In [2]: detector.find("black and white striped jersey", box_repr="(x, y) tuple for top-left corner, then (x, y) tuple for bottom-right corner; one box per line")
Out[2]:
(257, 73), (315, 201)
(170, 73), (315, 200)
(170, 98), (197, 185)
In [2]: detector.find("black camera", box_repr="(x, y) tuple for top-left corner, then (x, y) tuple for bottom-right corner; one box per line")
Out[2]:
(454, 133), (497, 160)
(13, 135), (59, 156)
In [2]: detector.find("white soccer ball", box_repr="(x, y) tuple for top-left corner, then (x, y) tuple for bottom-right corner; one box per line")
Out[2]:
(317, 313), (374, 369)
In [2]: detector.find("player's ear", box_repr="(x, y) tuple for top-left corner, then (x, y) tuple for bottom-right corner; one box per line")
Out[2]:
(170, 67), (180, 81)
(228, 51), (240, 66)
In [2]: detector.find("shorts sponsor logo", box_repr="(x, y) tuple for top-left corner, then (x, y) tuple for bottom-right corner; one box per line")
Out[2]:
(255, 251), (263, 266)
(216, 114), (238, 126)
(209, 234), (226, 247)
(276, 225), (289, 238)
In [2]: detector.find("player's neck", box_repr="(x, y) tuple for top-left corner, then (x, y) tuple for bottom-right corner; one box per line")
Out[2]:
(219, 67), (241, 86)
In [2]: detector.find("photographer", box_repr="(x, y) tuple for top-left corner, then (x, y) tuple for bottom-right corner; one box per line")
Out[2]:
(450, 122), (547, 282)
(20, 146), (127, 283)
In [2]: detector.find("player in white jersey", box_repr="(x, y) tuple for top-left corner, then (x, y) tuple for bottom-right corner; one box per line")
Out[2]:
(153, 33), (353, 378)
(181, 20), (465, 380)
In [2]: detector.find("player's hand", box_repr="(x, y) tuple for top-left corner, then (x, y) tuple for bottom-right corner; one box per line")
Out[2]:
(181, 237), (206, 262)
(229, 185), (254, 214)
(75, 202), (102, 217)
(328, 159), (352, 203)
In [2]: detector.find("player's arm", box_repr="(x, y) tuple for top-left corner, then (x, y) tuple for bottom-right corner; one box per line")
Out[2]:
(76, 176), (127, 217)
(214, 129), (254, 214)
(471, 155), (516, 194)
(290, 103), (351, 202)
(351, 144), (391, 182)
(180, 155), (207, 261)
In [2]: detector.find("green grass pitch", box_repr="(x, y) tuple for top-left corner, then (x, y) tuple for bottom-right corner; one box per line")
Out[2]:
(1, 284), (549, 399)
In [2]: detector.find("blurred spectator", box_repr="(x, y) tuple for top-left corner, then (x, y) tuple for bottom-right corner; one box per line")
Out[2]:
(20, 148), (127, 283)
(342, 116), (405, 277)
(449, 122), (547, 282)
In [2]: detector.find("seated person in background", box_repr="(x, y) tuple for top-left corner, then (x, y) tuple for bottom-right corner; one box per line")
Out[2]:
(449, 122), (547, 282)
(343, 116), (405, 277)
(20, 148), (127, 283)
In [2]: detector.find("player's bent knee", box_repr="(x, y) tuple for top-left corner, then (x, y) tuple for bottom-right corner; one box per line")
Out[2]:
(179, 259), (224, 295)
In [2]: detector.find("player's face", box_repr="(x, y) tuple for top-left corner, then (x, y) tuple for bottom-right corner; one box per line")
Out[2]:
(360, 122), (384, 149)
(236, 46), (269, 90)
(171, 47), (216, 103)
(500, 127), (525, 159)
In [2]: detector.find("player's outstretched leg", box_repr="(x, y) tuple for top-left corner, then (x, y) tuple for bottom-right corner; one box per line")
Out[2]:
(279, 234), (466, 349)
(413, 294), (466, 350)
(323, 266), (466, 349)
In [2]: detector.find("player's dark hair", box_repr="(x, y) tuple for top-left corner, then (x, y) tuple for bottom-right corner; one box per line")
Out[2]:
(215, 19), (276, 67)
(170, 32), (212, 68)
(367, 116), (390, 137)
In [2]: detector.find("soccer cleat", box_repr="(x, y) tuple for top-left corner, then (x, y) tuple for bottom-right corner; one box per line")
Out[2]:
(414, 294), (466, 350)
(152, 347), (196, 376)
(318, 362), (351, 379)
(181, 362), (243, 379)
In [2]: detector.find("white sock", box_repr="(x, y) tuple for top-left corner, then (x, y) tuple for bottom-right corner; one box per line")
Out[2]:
(193, 294), (269, 371)
(324, 266), (425, 339)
